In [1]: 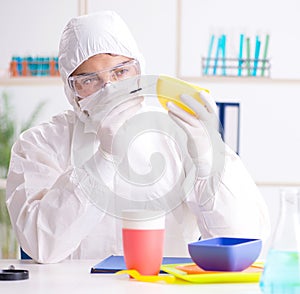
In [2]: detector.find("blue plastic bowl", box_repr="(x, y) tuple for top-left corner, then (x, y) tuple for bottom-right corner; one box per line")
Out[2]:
(188, 237), (262, 272)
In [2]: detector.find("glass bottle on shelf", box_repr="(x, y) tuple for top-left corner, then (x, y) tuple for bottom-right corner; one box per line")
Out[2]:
(260, 188), (300, 293)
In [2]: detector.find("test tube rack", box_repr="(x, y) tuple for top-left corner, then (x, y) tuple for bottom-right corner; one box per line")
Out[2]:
(202, 57), (271, 77)
(9, 56), (60, 77)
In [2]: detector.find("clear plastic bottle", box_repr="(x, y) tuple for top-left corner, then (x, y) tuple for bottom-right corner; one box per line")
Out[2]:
(260, 188), (300, 293)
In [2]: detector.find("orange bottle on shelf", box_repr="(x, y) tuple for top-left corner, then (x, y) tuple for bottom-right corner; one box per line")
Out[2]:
(22, 59), (28, 76)
(49, 59), (56, 76)
(10, 59), (18, 77)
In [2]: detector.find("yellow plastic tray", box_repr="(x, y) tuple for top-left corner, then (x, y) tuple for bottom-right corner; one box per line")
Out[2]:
(156, 75), (209, 116)
(160, 263), (263, 284)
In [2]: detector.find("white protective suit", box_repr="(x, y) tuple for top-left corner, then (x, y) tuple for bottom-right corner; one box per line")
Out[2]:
(6, 11), (270, 263)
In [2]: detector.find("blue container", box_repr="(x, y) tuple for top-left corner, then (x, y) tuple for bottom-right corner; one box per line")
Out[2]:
(188, 237), (262, 272)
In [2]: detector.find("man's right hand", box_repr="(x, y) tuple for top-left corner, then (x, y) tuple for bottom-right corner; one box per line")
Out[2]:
(98, 96), (144, 156)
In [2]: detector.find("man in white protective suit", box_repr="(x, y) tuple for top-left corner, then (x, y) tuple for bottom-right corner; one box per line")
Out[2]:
(6, 11), (270, 263)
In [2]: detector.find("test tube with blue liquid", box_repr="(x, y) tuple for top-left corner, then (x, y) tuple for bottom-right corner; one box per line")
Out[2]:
(204, 34), (215, 75)
(252, 36), (261, 76)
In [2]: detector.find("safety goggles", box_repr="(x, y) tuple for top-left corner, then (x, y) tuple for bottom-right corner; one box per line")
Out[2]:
(68, 59), (141, 99)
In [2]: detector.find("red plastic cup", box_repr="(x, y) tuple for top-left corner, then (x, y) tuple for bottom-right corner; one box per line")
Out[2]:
(122, 209), (165, 276)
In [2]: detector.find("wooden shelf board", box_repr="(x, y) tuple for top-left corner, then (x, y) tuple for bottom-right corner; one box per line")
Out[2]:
(0, 76), (62, 86)
(178, 76), (300, 85)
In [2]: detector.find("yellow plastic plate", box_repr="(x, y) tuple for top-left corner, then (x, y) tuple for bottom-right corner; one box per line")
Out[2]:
(160, 262), (263, 284)
(115, 269), (176, 283)
(156, 75), (209, 116)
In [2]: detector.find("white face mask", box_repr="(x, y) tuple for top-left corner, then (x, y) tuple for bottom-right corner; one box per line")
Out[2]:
(77, 75), (158, 121)
(77, 86), (110, 116)
(75, 75), (146, 133)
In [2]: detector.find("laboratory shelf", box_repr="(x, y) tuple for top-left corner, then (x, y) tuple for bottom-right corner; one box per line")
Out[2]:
(0, 76), (62, 86)
(178, 76), (300, 85)
(1, 76), (300, 87)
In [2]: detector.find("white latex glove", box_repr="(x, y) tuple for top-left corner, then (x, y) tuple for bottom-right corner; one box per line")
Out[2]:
(167, 90), (225, 177)
(98, 96), (144, 157)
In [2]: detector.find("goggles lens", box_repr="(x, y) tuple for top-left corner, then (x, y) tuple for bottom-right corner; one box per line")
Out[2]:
(68, 59), (140, 98)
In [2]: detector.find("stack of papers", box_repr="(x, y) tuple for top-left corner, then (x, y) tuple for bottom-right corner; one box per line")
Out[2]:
(90, 255), (193, 273)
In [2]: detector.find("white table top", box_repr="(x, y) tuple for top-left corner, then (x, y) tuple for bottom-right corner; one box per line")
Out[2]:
(0, 259), (262, 294)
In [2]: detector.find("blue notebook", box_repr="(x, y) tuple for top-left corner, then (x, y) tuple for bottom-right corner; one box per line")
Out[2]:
(90, 255), (193, 273)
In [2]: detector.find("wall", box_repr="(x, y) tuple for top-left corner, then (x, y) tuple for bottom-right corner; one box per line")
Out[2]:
(0, 0), (78, 71)
(1, 0), (299, 256)
(0, 0), (77, 126)
(87, 0), (178, 76)
(180, 0), (300, 79)
(71, 0), (300, 185)
(190, 79), (300, 184)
